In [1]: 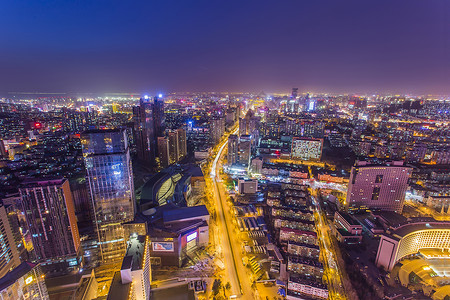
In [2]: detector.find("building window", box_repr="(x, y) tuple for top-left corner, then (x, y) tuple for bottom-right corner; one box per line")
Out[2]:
(371, 187), (380, 201)
(375, 175), (383, 183)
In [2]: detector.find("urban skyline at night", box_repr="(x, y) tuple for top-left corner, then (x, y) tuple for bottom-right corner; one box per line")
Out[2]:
(0, 1), (449, 300)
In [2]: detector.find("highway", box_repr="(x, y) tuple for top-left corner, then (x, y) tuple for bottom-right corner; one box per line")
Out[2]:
(209, 128), (255, 299)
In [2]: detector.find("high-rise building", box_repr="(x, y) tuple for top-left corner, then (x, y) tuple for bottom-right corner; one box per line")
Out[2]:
(168, 130), (179, 165)
(19, 178), (80, 270)
(210, 117), (225, 145)
(176, 128), (187, 160)
(239, 109), (259, 137)
(0, 203), (21, 278)
(133, 96), (165, 167)
(238, 135), (252, 166)
(291, 138), (323, 161)
(0, 262), (49, 300)
(157, 136), (170, 168)
(346, 161), (412, 213)
(108, 235), (151, 300)
(81, 129), (135, 262)
(227, 134), (239, 165)
(133, 97), (155, 165)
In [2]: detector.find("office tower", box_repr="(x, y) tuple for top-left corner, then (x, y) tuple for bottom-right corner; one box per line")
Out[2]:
(0, 262), (49, 300)
(291, 138), (323, 161)
(157, 137), (170, 168)
(81, 129), (135, 262)
(227, 134), (239, 165)
(292, 88), (298, 99)
(176, 128), (187, 160)
(0, 204), (21, 278)
(153, 96), (165, 138)
(133, 98), (155, 164)
(238, 135), (252, 166)
(210, 117), (225, 145)
(19, 178), (80, 270)
(346, 161), (412, 213)
(168, 130), (179, 164)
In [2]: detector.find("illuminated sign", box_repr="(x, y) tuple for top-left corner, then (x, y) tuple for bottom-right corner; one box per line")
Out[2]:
(186, 232), (197, 242)
(152, 242), (174, 252)
(25, 276), (33, 284)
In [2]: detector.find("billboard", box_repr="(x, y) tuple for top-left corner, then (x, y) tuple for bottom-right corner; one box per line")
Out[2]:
(152, 242), (174, 252)
(186, 231), (197, 242)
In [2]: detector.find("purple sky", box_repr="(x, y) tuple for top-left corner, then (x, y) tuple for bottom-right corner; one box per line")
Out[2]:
(1, 0), (449, 95)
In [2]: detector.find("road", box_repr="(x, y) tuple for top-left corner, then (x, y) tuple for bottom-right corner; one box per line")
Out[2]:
(310, 185), (347, 300)
(210, 128), (255, 299)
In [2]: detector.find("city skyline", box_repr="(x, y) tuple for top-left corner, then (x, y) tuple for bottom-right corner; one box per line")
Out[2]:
(1, 0), (450, 95)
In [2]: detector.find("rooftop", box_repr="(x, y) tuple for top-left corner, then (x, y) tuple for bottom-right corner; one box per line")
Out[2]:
(122, 235), (146, 271)
(163, 205), (209, 224)
(391, 220), (450, 238)
(0, 261), (37, 291)
(106, 271), (130, 300)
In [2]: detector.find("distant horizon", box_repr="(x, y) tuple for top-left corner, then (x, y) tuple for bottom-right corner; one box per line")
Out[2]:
(2, 89), (450, 99)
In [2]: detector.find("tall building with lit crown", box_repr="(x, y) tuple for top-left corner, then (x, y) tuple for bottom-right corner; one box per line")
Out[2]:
(346, 161), (412, 213)
(19, 178), (80, 271)
(0, 204), (21, 278)
(0, 262), (49, 300)
(133, 97), (155, 165)
(133, 95), (165, 167)
(81, 129), (135, 262)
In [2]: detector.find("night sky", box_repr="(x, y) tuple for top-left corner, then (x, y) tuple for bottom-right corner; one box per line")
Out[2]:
(1, 0), (449, 95)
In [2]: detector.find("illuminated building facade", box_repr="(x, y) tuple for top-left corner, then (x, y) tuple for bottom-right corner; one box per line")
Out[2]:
(0, 262), (49, 300)
(290, 137), (323, 161)
(346, 161), (412, 213)
(0, 204), (21, 278)
(227, 134), (239, 165)
(108, 235), (151, 300)
(19, 178), (80, 270)
(81, 129), (135, 262)
(376, 221), (450, 271)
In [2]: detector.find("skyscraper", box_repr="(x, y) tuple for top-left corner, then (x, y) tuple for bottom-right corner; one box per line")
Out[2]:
(0, 203), (21, 278)
(238, 135), (252, 166)
(176, 127), (187, 160)
(19, 178), (80, 270)
(133, 96), (165, 167)
(346, 161), (412, 213)
(81, 129), (135, 262)
(210, 116), (225, 145)
(168, 130), (179, 165)
(133, 97), (155, 165)
(227, 134), (239, 165)
(157, 136), (170, 168)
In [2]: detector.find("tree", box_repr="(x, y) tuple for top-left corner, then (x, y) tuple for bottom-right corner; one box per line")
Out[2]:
(212, 279), (222, 295)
